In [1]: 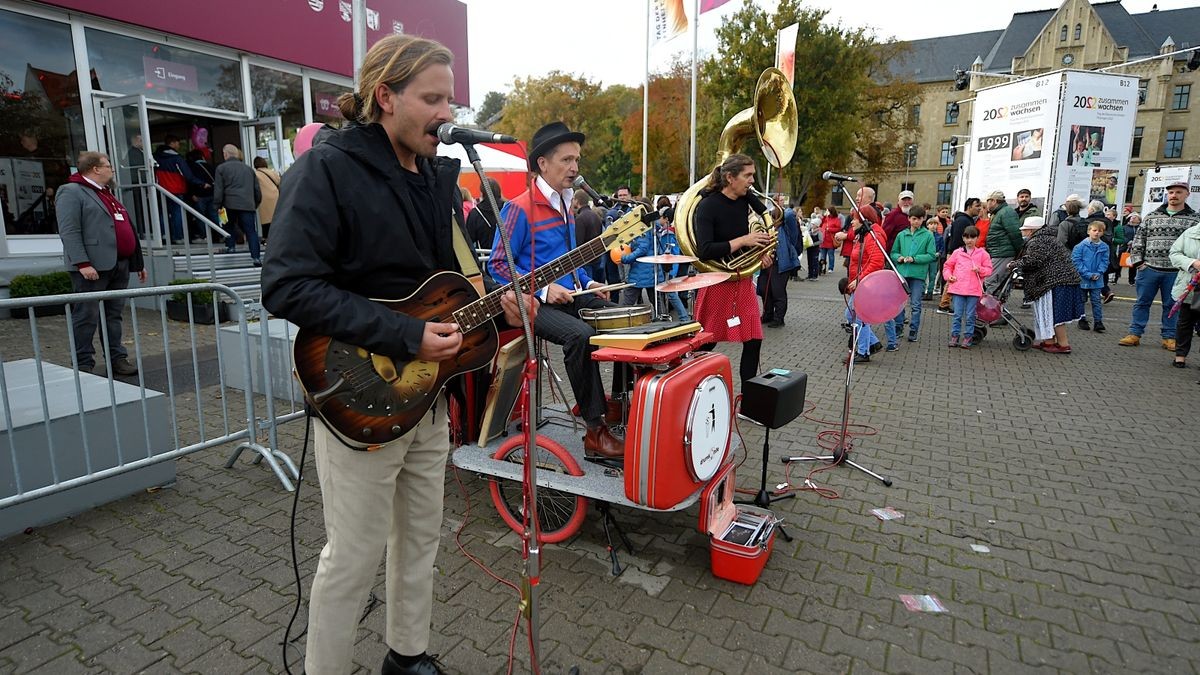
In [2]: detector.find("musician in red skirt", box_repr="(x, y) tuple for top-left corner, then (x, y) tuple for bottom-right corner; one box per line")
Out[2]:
(691, 153), (774, 383)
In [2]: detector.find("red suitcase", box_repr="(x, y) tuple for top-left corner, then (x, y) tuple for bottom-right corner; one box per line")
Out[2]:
(623, 351), (733, 510)
(699, 462), (778, 585)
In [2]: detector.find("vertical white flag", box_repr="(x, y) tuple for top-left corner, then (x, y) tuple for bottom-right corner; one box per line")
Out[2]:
(776, 23), (799, 86)
(651, 0), (688, 44)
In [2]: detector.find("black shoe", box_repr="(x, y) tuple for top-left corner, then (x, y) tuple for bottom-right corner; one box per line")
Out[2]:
(382, 651), (446, 675)
(111, 358), (138, 376)
(252, 259), (263, 267)
(853, 353), (871, 364)
(760, 315), (774, 324)
(869, 342), (883, 355)
(767, 319), (785, 328)
(1093, 321), (1106, 333)
(1102, 292), (1115, 304)
(1078, 318), (1090, 331)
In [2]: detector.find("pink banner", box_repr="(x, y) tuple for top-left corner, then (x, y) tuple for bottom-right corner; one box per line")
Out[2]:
(699, 0), (734, 14)
(40, 0), (471, 105)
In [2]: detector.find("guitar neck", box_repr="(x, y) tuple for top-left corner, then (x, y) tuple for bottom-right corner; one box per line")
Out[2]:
(453, 236), (609, 333)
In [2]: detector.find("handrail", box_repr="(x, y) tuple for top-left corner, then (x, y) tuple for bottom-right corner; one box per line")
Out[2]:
(144, 183), (230, 239)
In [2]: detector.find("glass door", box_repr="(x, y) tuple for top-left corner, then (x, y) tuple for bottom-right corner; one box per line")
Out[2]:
(241, 116), (288, 171)
(100, 94), (161, 245)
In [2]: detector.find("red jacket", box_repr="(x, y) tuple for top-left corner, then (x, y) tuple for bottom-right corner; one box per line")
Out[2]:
(820, 215), (842, 249)
(846, 224), (888, 284)
(881, 207), (909, 251)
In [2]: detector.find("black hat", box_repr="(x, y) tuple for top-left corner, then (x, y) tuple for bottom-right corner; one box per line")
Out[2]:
(528, 121), (585, 172)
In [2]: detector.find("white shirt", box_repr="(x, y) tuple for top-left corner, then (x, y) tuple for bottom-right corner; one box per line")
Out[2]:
(535, 175), (572, 218)
(83, 175), (107, 191)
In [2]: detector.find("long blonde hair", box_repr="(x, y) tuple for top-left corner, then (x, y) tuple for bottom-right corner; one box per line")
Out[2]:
(336, 35), (453, 123)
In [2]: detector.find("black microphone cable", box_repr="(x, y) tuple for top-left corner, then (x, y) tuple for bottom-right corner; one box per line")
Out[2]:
(282, 416), (312, 675)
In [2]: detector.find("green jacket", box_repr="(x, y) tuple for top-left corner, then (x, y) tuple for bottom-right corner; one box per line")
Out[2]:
(890, 226), (937, 279)
(984, 201), (1023, 258)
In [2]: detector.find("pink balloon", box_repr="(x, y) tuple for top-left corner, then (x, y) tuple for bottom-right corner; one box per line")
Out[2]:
(977, 294), (1002, 324)
(293, 122), (324, 157)
(854, 271), (909, 323)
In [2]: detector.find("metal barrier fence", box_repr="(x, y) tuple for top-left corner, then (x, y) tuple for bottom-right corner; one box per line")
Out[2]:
(0, 283), (302, 518)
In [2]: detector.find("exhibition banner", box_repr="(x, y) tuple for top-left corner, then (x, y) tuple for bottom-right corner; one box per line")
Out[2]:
(965, 73), (1062, 216)
(1140, 165), (1200, 214)
(1050, 71), (1139, 210)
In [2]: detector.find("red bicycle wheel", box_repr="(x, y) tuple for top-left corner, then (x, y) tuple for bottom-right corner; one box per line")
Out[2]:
(489, 434), (588, 544)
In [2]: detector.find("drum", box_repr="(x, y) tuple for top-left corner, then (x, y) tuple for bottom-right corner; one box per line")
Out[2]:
(579, 305), (651, 332)
(624, 351), (733, 509)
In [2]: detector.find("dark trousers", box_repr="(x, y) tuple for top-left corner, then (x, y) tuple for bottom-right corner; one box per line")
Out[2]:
(805, 247), (820, 279)
(69, 259), (131, 369)
(534, 294), (613, 426)
(1177, 304), (1197, 358)
(756, 264), (788, 321)
(224, 209), (262, 262)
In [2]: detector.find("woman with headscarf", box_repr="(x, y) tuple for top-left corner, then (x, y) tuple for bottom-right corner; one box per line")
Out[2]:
(1015, 220), (1084, 354)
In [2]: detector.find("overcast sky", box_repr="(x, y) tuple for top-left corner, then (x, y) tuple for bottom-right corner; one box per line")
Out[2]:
(463, 0), (1194, 105)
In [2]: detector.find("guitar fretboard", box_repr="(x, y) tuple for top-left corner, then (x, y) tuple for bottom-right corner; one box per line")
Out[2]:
(452, 234), (612, 333)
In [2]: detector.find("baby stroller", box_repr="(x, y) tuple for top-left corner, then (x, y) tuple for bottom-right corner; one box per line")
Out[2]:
(970, 266), (1036, 350)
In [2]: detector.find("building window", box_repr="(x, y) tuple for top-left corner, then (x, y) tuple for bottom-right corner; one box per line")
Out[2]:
(1074, 24), (1082, 40)
(1132, 126), (1144, 157)
(1060, 25), (1068, 41)
(249, 65), (304, 167)
(85, 28), (244, 112)
(1172, 84), (1190, 110)
(830, 189), (844, 207)
(1164, 130), (1185, 158)
(910, 104), (920, 124)
(945, 102), (959, 125)
(0, 8), (86, 236)
(310, 78), (354, 128)
(1138, 79), (1149, 106)
(904, 145), (917, 168)
(1125, 177), (1137, 204)
(940, 141), (956, 166)
(937, 181), (953, 205)
(901, 182), (915, 193)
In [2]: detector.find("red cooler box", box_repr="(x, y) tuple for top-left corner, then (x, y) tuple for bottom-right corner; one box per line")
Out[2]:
(624, 351), (732, 509)
(699, 462), (777, 585)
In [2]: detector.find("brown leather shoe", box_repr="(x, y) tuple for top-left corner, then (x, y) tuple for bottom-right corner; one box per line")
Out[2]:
(604, 398), (626, 425)
(583, 426), (624, 458)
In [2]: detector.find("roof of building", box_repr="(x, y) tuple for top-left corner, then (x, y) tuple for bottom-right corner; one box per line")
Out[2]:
(889, 1), (1200, 82)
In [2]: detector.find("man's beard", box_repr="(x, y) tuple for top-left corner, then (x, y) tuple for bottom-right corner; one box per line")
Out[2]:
(901, 206), (910, 215)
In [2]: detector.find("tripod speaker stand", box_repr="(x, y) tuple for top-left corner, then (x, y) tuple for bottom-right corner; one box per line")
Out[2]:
(735, 369), (809, 542)
(782, 177), (893, 487)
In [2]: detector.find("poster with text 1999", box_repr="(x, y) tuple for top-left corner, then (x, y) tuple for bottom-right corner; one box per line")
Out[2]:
(1050, 71), (1138, 210)
(965, 73), (1062, 218)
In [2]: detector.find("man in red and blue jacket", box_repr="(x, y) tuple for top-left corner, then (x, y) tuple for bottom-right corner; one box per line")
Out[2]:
(488, 121), (622, 458)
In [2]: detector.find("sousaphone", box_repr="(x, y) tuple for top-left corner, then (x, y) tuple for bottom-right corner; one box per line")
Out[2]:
(675, 68), (798, 280)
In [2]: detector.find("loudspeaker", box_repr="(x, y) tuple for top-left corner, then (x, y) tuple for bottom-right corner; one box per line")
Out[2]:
(740, 369), (807, 429)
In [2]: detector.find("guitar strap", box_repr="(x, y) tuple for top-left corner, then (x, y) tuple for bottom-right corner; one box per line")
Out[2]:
(450, 212), (486, 297)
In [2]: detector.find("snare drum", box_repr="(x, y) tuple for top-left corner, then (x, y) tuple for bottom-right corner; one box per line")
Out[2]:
(579, 305), (651, 332)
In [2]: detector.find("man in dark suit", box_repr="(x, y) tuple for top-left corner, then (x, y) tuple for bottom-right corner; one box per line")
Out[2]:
(57, 151), (147, 375)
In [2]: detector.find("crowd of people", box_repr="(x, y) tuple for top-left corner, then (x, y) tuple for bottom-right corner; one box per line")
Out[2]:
(819, 183), (1200, 367)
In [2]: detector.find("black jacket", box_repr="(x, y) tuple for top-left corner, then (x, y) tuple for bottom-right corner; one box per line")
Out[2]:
(466, 197), (502, 250)
(261, 123), (465, 361)
(946, 211), (973, 256)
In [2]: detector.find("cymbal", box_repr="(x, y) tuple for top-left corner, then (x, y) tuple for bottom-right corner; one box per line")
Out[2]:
(656, 272), (731, 293)
(636, 254), (698, 264)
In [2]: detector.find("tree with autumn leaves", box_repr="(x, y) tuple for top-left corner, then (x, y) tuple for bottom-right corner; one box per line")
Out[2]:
(489, 0), (919, 204)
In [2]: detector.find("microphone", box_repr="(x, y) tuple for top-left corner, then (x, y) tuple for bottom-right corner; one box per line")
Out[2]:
(436, 123), (517, 145)
(822, 171), (858, 183)
(572, 176), (611, 206)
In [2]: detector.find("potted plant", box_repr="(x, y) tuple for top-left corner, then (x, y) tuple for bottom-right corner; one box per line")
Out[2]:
(166, 279), (229, 324)
(8, 271), (73, 318)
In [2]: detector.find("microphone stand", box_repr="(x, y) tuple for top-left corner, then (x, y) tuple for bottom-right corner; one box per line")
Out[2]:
(783, 179), (892, 487)
(465, 144), (546, 667)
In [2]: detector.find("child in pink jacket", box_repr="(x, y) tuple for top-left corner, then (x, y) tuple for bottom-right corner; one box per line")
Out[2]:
(943, 226), (994, 348)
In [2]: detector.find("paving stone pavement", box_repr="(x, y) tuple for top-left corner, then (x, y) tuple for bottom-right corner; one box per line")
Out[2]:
(1, 275), (1198, 674)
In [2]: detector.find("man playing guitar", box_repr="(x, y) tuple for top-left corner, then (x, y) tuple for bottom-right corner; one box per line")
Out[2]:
(488, 122), (624, 458)
(261, 36), (531, 675)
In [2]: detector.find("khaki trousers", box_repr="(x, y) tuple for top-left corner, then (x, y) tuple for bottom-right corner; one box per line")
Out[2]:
(305, 404), (448, 675)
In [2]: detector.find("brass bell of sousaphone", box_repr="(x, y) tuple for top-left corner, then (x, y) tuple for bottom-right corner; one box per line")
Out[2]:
(675, 67), (798, 280)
